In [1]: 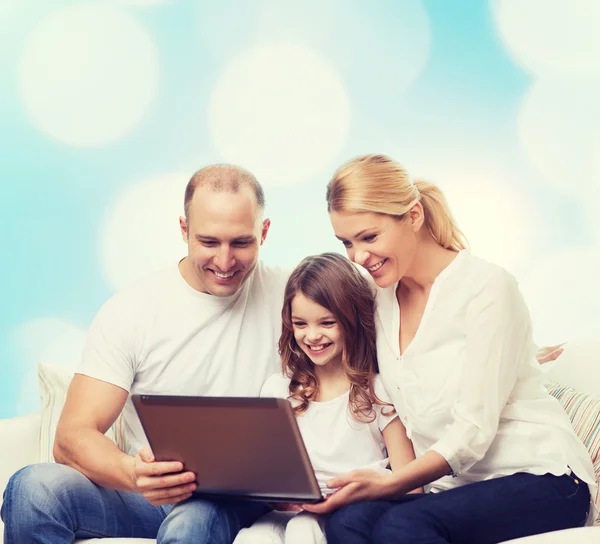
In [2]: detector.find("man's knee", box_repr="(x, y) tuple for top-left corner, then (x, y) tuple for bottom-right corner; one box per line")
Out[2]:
(3, 463), (89, 513)
(159, 498), (231, 543)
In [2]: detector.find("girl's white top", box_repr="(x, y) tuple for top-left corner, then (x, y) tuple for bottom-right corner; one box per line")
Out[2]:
(261, 373), (397, 493)
(374, 249), (597, 522)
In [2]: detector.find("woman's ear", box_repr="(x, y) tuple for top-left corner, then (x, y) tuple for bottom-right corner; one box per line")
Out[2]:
(408, 201), (425, 232)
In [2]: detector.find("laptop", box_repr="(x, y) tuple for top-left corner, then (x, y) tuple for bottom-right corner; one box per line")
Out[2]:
(132, 394), (325, 503)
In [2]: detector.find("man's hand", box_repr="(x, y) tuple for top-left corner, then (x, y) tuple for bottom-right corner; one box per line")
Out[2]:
(302, 470), (396, 515)
(536, 343), (566, 365)
(130, 447), (197, 506)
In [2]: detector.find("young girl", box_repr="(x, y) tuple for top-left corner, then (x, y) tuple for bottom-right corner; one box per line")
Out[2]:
(235, 252), (418, 544)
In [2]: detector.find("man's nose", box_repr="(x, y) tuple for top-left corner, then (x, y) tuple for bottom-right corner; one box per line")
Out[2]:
(214, 246), (235, 271)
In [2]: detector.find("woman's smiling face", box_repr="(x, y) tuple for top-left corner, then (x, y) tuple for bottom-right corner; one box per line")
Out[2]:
(329, 209), (420, 288)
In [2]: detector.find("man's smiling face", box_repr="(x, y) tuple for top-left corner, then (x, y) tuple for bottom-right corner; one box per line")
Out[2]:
(180, 184), (270, 297)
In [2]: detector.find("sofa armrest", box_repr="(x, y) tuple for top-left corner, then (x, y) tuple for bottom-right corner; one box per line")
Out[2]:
(0, 413), (41, 496)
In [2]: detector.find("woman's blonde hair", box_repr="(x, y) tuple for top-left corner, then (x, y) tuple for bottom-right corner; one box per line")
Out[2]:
(326, 154), (468, 251)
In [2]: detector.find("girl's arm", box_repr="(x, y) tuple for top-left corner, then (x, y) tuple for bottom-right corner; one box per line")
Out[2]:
(381, 418), (423, 493)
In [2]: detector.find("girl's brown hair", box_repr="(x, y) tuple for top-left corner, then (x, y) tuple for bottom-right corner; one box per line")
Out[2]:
(279, 252), (391, 422)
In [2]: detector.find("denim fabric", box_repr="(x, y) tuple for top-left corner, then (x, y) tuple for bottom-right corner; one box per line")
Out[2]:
(1, 463), (269, 544)
(325, 472), (591, 544)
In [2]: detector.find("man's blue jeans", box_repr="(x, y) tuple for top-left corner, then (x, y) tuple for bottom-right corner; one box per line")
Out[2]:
(325, 472), (591, 544)
(1, 464), (270, 543)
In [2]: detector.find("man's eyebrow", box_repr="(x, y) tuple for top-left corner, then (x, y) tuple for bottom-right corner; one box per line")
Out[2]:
(195, 234), (256, 242)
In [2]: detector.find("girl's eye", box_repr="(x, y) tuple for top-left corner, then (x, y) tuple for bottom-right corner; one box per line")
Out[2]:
(292, 322), (306, 328)
(342, 240), (351, 248)
(322, 321), (336, 326)
(364, 234), (377, 242)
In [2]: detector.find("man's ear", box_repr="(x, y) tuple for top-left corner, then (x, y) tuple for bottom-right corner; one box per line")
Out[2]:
(260, 218), (271, 245)
(179, 216), (189, 242)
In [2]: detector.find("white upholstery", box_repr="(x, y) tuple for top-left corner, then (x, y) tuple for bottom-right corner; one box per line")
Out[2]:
(74, 540), (154, 543)
(504, 526), (600, 542)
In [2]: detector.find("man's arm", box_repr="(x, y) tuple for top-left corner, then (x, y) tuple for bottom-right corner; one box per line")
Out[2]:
(54, 374), (197, 505)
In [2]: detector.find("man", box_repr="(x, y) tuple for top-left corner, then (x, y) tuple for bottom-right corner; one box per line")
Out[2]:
(1, 164), (289, 543)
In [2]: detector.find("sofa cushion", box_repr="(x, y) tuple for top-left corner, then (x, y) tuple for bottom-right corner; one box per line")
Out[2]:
(39, 362), (127, 462)
(544, 381), (600, 525)
(543, 341), (600, 397)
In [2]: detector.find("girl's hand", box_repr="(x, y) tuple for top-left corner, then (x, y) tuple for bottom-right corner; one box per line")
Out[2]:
(270, 502), (303, 512)
(302, 470), (396, 514)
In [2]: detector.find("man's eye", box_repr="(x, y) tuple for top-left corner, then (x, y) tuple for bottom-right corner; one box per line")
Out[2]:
(233, 242), (250, 248)
(202, 242), (217, 247)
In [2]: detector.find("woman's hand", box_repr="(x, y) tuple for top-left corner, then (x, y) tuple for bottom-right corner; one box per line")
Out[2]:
(302, 469), (396, 514)
(536, 343), (566, 365)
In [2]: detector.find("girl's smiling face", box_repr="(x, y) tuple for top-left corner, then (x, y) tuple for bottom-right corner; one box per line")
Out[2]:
(291, 292), (343, 368)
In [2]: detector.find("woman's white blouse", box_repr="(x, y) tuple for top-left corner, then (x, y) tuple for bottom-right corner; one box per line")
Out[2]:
(375, 250), (596, 510)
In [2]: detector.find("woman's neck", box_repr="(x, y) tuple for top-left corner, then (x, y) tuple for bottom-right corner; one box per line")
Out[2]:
(401, 233), (460, 294)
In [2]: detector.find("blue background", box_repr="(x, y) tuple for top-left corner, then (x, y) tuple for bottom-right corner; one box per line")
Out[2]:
(1, 0), (599, 417)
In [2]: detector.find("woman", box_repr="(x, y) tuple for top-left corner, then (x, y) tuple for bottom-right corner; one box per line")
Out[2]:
(304, 154), (596, 543)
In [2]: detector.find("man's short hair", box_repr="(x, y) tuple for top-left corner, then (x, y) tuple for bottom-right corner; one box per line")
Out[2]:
(184, 164), (265, 220)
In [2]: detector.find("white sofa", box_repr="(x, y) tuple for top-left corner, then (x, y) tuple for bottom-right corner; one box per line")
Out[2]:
(1, 341), (600, 543)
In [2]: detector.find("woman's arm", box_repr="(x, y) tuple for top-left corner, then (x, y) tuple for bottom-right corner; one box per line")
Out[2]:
(303, 450), (450, 514)
(305, 268), (533, 513)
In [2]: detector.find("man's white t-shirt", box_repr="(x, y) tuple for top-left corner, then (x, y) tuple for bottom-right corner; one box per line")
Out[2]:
(78, 261), (289, 456)
(261, 373), (398, 493)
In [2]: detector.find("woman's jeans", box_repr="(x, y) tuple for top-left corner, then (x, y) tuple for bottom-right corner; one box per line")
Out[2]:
(1, 463), (270, 543)
(325, 471), (591, 544)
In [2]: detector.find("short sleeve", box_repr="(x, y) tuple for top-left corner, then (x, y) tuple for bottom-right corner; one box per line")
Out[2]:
(77, 295), (138, 392)
(260, 372), (291, 399)
(373, 374), (398, 431)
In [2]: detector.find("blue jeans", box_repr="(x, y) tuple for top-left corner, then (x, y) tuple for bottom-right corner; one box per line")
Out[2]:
(325, 472), (590, 544)
(1, 464), (270, 543)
